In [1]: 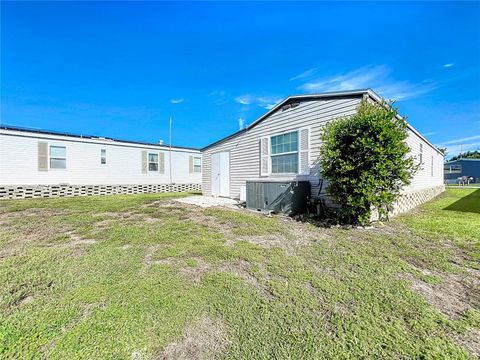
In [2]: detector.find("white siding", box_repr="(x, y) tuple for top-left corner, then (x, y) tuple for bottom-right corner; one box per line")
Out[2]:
(404, 128), (444, 191)
(202, 96), (443, 199)
(0, 130), (202, 185)
(202, 97), (362, 198)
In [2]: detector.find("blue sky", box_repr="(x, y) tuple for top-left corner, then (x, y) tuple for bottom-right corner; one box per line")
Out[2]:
(1, 1), (479, 156)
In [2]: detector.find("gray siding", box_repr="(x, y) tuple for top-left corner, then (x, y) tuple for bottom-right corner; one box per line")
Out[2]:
(202, 96), (362, 199)
(203, 95), (444, 200)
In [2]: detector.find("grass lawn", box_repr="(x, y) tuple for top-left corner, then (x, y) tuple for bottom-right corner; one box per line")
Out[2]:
(0, 189), (479, 359)
(447, 184), (480, 188)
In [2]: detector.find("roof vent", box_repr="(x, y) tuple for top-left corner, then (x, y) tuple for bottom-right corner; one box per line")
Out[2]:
(281, 102), (300, 112)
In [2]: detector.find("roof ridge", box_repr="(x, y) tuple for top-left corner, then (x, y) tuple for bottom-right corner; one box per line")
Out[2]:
(0, 124), (200, 151)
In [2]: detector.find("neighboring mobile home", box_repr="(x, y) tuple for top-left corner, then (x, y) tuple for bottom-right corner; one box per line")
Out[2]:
(444, 159), (480, 184)
(201, 89), (444, 216)
(0, 125), (202, 199)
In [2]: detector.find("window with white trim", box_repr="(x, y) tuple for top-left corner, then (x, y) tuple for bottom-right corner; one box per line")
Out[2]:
(193, 157), (201, 173)
(50, 146), (66, 169)
(271, 131), (298, 174)
(148, 153), (159, 171)
(101, 149), (107, 164)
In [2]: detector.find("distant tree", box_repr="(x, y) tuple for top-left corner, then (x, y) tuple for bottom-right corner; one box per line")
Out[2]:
(449, 150), (480, 161)
(319, 100), (417, 225)
(438, 147), (448, 156)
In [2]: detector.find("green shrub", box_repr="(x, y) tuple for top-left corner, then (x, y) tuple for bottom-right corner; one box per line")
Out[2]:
(319, 100), (417, 225)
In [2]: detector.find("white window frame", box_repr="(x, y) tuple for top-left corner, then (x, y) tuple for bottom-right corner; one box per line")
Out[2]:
(270, 130), (299, 175)
(100, 149), (107, 165)
(193, 156), (202, 173)
(49, 145), (66, 170)
(148, 152), (159, 172)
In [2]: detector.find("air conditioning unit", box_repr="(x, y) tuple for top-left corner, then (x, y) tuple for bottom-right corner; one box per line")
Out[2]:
(246, 180), (310, 215)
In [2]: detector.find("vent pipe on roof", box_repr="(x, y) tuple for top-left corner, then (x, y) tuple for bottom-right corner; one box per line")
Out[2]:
(238, 118), (245, 130)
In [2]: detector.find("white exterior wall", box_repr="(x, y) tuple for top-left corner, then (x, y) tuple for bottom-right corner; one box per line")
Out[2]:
(405, 128), (444, 191)
(202, 97), (363, 199)
(202, 96), (444, 199)
(0, 129), (202, 185)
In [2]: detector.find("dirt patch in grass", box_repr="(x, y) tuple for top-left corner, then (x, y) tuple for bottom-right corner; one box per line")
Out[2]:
(143, 246), (274, 298)
(143, 244), (164, 269)
(96, 211), (164, 228)
(453, 328), (480, 359)
(0, 208), (69, 223)
(402, 270), (480, 319)
(151, 202), (232, 236)
(159, 315), (229, 360)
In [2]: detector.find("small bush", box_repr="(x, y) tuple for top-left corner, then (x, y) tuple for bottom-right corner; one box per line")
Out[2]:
(319, 100), (417, 225)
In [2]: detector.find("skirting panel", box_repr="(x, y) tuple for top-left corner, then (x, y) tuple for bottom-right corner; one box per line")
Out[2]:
(389, 185), (445, 217)
(370, 184), (445, 220)
(0, 183), (202, 200)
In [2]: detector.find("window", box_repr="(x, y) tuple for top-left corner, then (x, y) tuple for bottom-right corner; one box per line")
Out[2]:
(148, 153), (158, 171)
(419, 143), (423, 165)
(271, 131), (298, 173)
(50, 146), (66, 169)
(444, 164), (462, 174)
(101, 149), (107, 164)
(193, 157), (201, 173)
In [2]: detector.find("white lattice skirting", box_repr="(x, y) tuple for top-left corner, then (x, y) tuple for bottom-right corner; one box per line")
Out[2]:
(390, 185), (445, 217)
(0, 183), (202, 200)
(370, 185), (445, 220)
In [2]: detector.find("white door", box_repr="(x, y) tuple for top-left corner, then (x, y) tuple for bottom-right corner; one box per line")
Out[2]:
(211, 152), (230, 197)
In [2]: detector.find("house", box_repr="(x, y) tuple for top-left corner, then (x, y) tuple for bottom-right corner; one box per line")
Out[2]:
(444, 159), (480, 184)
(0, 125), (202, 199)
(201, 89), (445, 216)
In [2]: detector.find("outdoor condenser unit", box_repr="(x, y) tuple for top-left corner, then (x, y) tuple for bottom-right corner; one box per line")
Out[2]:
(246, 180), (311, 215)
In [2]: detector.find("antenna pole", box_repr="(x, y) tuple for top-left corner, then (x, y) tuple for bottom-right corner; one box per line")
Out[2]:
(169, 116), (173, 185)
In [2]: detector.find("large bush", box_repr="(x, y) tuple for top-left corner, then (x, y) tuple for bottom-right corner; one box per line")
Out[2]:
(319, 100), (417, 225)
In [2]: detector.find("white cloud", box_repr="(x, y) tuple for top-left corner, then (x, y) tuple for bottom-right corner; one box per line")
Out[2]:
(290, 67), (318, 81)
(235, 94), (282, 110)
(235, 95), (253, 105)
(443, 63), (454, 68)
(440, 135), (480, 145)
(295, 65), (436, 100)
(422, 132), (436, 137)
(443, 142), (480, 157)
(170, 98), (184, 104)
(437, 134), (480, 156)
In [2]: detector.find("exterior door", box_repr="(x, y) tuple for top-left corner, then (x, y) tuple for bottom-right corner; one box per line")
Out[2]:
(211, 152), (230, 197)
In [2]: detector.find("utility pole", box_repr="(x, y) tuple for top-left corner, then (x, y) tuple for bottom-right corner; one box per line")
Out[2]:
(169, 116), (173, 185)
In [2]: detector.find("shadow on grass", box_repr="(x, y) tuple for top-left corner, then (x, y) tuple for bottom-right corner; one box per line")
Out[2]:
(443, 189), (480, 214)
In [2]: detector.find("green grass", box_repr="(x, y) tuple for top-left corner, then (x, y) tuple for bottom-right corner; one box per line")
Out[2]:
(399, 188), (480, 261)
(0, 189), (478, 359)
(447, 183), (480, 187)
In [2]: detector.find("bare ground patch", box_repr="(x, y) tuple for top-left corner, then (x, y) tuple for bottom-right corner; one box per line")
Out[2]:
(453, 328), (480, 359)
(142, 246), (275, 298)
(149, 201), (233, 236)
(159, 315), (229, 360)
(401, 270), (480, 320)
(95, 211), (164, 228)
(0, 210), (81, 258)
